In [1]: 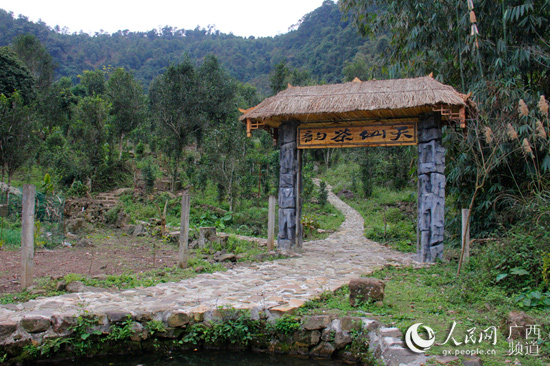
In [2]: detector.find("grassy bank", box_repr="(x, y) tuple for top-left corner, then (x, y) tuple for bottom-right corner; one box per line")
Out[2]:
(299, 261), (550, 365)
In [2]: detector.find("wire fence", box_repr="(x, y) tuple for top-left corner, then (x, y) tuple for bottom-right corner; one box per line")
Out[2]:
(0, 185), (65, 249)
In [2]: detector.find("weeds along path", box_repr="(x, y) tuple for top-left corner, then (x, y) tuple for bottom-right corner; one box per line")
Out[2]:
(0, 184), (419, 331)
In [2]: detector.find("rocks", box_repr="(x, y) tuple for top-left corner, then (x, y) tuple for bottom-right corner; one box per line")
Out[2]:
(303, 316), (331, 330)
(75, 238), (95, 248)
(349, 277), (386, 306)
(0, 321), (16, 338)
(132, 223), (146, 237)
(115, 211), (130, 228)
(337, 189), (355, 199)
(166, 312), (189, 328)
(199, 227), (218, 249)
(507, 311), (536, 340)
(20, 316), (51, 333)
(310, 341), (336, 357)
(65, 281), (86, 293)
(66, 218), (86, 233)
(56, 280), (67, 291)
(214, 253), (237, 262)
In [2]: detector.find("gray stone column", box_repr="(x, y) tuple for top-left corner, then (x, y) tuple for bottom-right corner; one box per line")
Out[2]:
(417, 113), (445, 262)
(278, 121), (300, 250)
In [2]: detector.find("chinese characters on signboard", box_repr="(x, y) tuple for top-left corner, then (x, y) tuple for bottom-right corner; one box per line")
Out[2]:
(297, 122), (417, 149)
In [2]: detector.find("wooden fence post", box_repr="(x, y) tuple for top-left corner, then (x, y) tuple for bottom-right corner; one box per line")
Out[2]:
(178, 193), (190, 269)
(461, 208), (470, 262)
(267, 195), (276, 251)
(21, 184), (36, 289)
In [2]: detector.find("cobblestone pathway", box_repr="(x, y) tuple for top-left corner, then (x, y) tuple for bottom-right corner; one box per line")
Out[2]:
(0, 185), (418, 329)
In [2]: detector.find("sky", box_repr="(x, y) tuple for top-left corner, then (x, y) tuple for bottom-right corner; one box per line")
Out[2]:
(0, 0), (329, 38)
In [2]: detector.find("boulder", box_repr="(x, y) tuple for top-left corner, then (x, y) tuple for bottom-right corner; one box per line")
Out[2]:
(198, 227), (218, 248)
(349, 277), (385, 306)
(75, 238), (94, 248)
(133, 224), (145, 237)
(115, 211), (130, 228)
(507, 311), (536, 340)
(65, 281), (86, 293)
(310, 341), (335, 358)
(337, 189), (355, 199)
(20, 316), (51, 333)
(56, 280), (67, 291)
(303, 315), (331, 330)
(66, 218), (86, 233)
(215, 253), (237, 262)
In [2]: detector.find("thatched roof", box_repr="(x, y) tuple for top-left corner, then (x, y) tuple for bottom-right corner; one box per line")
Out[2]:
(240, 76), (470, 128)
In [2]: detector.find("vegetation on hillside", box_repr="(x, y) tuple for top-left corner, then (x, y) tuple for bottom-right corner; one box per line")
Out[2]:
(0, 1), (366, 94)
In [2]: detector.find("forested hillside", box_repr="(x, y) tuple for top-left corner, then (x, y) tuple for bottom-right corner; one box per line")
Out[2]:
(0, 0), (366, 94)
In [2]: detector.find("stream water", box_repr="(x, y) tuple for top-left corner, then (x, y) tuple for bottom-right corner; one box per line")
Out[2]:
(35, 351), (354, 365)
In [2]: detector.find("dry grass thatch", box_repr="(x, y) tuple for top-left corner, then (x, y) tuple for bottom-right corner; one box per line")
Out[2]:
(240, 76), (468, 126)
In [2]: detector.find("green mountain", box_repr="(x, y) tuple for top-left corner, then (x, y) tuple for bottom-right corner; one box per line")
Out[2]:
(0, 0), (366, 94)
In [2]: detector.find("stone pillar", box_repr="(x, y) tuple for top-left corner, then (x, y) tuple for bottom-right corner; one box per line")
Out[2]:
(278, 121), (300, 250)
(417, 113), (445, 262)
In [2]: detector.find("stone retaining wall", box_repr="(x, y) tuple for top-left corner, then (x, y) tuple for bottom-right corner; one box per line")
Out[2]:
(0, 310), (426, 365)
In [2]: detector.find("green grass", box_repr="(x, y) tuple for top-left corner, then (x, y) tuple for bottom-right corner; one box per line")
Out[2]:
(298, 262), (550, 366)
(0, 226), (21, 248)
(302, 201), (345, 241)
(345, 186), (417, 252)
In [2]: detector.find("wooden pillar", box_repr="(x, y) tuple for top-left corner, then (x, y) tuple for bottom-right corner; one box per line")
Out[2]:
(178, 193), (190, 268)
(417, 113), (445, 262)
(21, 184), (36, 289)
(277, 121), (301, 250)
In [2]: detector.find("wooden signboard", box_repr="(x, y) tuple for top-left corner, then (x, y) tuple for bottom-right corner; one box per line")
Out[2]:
(297, 121), (417, 149)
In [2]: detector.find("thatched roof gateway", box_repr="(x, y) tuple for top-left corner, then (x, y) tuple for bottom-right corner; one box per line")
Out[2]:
(240, 75), (470, 134)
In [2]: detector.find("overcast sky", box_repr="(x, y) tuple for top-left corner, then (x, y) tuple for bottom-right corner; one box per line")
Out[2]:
(0, 0), (329, 38)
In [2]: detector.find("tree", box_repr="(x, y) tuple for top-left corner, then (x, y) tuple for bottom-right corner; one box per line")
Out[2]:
(202, 119), (248, 211)
(105, 67), (146, 157)
(0, 91), (37, 191)
(269, 59), (289, 95)
(69, 95), (111, 189)
(149, 57), (201, 191)
(0, 47), (35, 104)
(198, 55), (236, 129)
(340, 0), (550, 235)
(11, 34), (55, 93)
(79, 69), (106, 96)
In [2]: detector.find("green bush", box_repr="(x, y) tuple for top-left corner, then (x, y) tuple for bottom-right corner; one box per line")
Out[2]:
(66, 180), (88, 197)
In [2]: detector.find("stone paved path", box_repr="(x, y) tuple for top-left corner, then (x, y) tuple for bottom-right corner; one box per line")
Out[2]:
(0, 185), (419, 327)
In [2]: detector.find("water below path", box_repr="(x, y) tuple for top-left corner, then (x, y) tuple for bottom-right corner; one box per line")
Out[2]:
(35, 350), (351, 366)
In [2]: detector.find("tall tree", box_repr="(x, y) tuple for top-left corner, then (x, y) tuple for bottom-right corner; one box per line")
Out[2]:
(105, 67), (146, 157)
(11, 34), (55, 93)
(340, 0), (550, 234)
(0, 47), (35, 103)
(79, 69), (106, 96)
(149, 57), (201, 191)
(0, 91), (37, 189)
(269, 59), (290, 95)
(70, 95), (111, 189)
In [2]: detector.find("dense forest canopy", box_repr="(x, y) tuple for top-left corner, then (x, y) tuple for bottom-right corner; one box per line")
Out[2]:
(0, 0), (365, 94)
